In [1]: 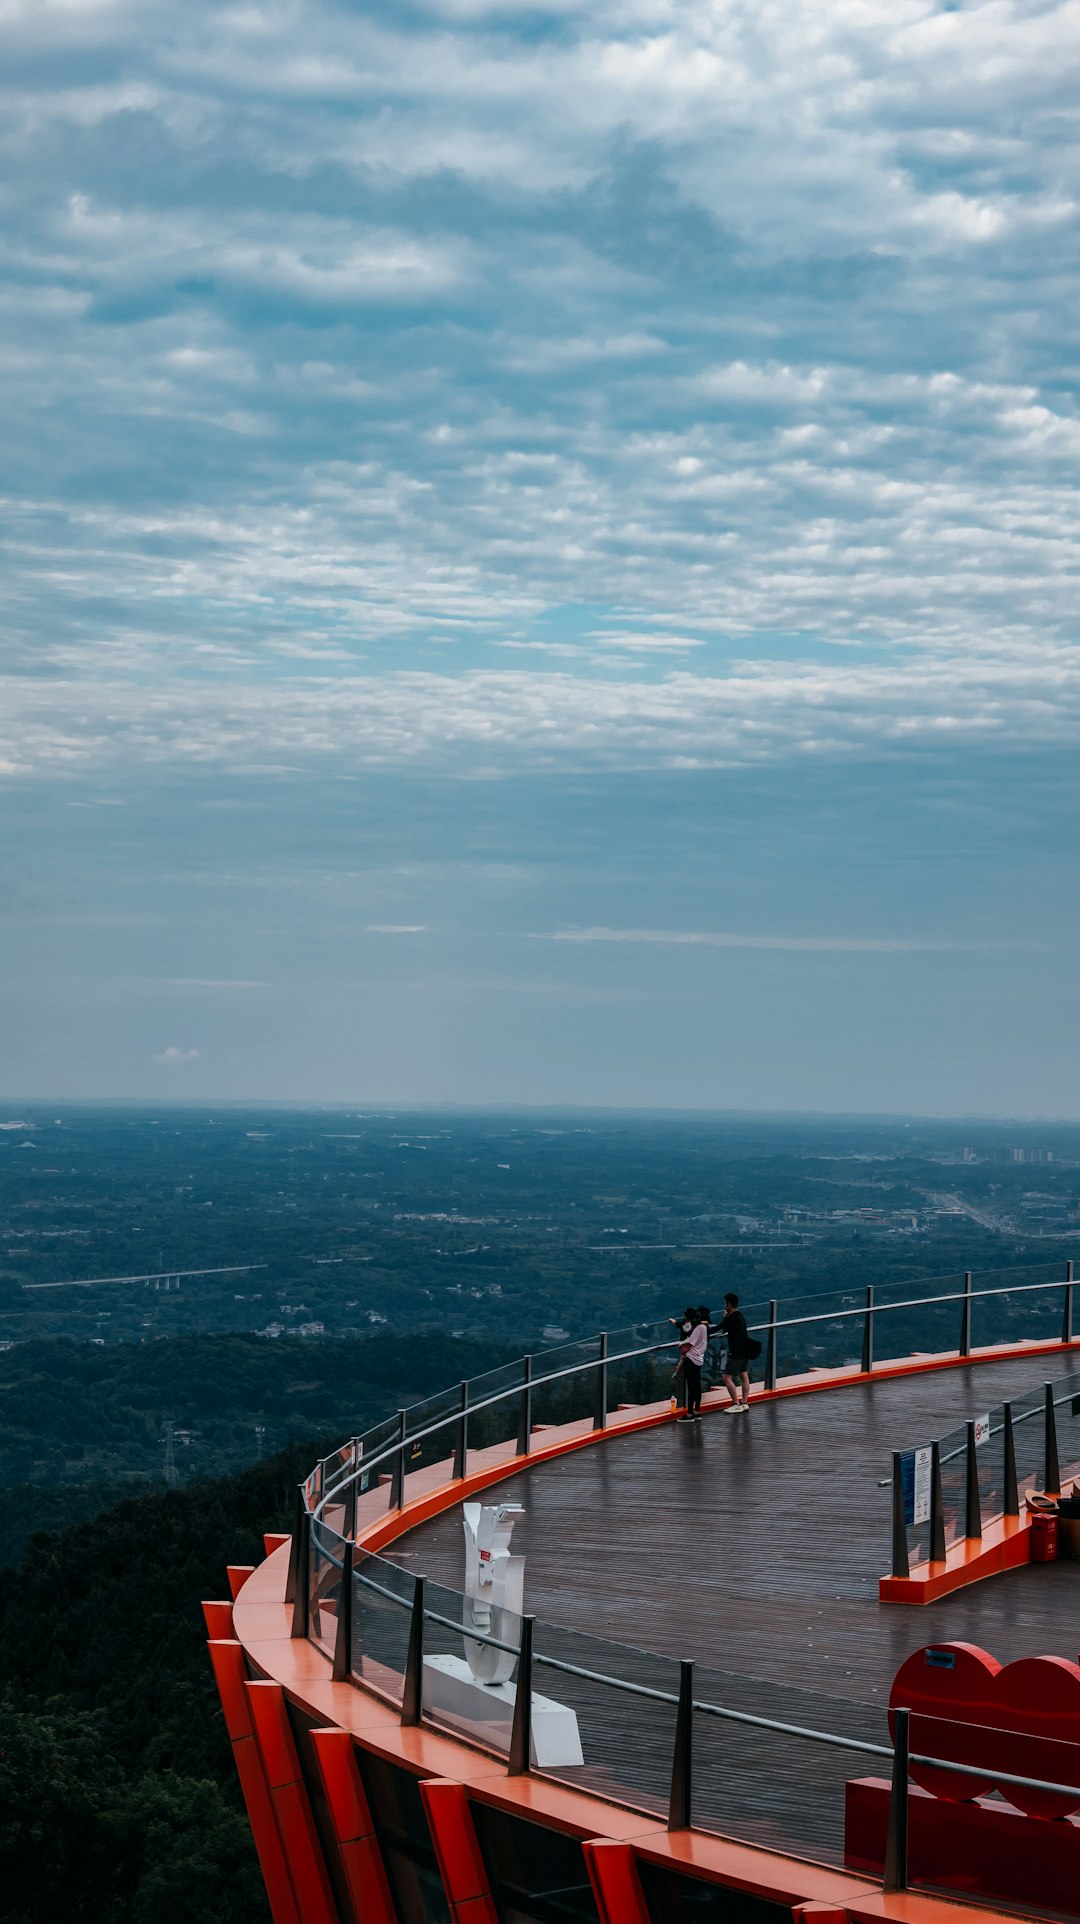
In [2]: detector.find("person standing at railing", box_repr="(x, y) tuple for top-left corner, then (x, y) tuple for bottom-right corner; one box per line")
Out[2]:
(677, 1309), (709, 1422)
(669, 1305), (697, 1411)
(720, 1292), (752, 1413)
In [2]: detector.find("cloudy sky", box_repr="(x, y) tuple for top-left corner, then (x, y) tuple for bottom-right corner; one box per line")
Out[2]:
(2, 0), (1078, 1111)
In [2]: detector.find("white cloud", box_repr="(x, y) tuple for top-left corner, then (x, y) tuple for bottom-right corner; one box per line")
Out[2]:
(152, 1045), (202, 1063)
(534, 928), (1030, 954)
(365, 924), (428, 934)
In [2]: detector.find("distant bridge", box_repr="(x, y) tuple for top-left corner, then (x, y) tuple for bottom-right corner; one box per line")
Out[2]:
(22, 1264), (268, 1290)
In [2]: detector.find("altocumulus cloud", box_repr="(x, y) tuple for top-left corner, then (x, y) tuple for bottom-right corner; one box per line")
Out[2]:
(1, 0), (1079, 780)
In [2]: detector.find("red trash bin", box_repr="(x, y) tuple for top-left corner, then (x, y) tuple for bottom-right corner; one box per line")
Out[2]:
(1030, 1513), (1059, 1562)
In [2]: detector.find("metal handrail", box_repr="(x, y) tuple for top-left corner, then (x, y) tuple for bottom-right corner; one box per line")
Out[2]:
(312, 1258), (1077, 1524)
(349, 1538), (1080, 1795)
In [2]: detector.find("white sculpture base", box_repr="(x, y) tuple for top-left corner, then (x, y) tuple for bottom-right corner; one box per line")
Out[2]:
(421, 1654), (584, 1767)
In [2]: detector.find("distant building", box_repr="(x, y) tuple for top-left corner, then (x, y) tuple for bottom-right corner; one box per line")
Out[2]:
(542, 1324), (570, 1341)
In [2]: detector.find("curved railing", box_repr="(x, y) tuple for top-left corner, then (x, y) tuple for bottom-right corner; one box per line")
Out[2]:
(278, 1254), (1080, 1878)
(889, 1363), (1080, 1576)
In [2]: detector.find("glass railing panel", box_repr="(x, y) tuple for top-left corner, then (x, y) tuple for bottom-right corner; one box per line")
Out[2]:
(691, 1666), (888, 1866)
(530, 1620), (681, 1819)
(1013, 1381), (1050, 1501)
(417, 1574), (521, 1757)
(309, 1516), (346, 1659)
(351, 1550), (415, 1705)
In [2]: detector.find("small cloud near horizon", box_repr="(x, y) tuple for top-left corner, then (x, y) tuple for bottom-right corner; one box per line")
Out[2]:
(152, 1046), (203, 1065)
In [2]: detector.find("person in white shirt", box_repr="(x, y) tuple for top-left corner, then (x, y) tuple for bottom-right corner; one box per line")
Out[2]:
(677, 1309), (709, 1422)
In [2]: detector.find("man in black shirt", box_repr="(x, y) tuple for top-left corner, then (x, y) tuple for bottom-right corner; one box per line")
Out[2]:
(720, 1291), (751, 1414)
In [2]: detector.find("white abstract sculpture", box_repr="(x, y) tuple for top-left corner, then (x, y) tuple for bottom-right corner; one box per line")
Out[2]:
(462, 1500), (524, 1684)
(420, 1495), (583, 1767)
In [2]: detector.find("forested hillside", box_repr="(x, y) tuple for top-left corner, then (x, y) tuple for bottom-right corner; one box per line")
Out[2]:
(0, 1330), (506, 1565)
(0, 1446), (315, 1924)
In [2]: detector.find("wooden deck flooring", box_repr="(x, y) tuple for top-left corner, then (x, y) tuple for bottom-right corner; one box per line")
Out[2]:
(385, 1350), (1080, 1703)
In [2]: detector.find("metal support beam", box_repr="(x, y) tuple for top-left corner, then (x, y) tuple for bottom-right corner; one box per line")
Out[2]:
(1045, 1381), (1061, 1495)
(389, 1409), (406, 1512)
(668, 1661), (694, 1831)
(964, 1421), (982, 1539)
(593, 1332), (608, 1433)
(860, 1285), (874, 1374)
(891, 1452), (910, 1578)
(883, 1707), (910, 1893)
(959, 1270), (972, 1358)
(516, 1356), (533, 1457)
(290, 1505), (311, 1639)
(453, 1383), (468, 1481)
(765, 1300), (778, 1392)
(929, 1441), (946, 1563)
(332, 1542), (354, 1682)
(1003, 1402), (1019, 1517)
(1064, 1261), (1075, 1346)
(401, 1576), (425, 1727)
(508, 1616), (534, 1776)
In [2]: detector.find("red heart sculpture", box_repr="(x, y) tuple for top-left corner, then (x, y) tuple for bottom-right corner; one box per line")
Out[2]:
(890, 1644), (1080, 1820)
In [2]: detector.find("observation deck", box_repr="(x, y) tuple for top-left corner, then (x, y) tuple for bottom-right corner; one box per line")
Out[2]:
(208, 1260), (1080, 1924)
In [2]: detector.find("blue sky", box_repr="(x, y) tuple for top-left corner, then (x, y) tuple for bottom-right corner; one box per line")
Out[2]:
(1, 0), (1078, 1111)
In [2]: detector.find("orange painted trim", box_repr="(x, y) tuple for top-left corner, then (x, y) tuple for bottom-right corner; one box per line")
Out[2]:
(310, 1727), (396, 1924)
(357, 1337), (1080, 1557)
(420, 1780), (499, 1924)
(228, 1562), (256, 1600)
(202, 1597), (235, 1636)
(265, 1532), (291, 1557)
(206, 1641), (302, 1924)
(246, 1679), (339, 1924)
(880, 1512), (1031, 1603)
(794, 1904), (851, 1924)
(582, 1839), (651, 1924)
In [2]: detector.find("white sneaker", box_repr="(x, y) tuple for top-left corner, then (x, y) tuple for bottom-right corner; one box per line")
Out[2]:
(722, 1402), (741, 1414)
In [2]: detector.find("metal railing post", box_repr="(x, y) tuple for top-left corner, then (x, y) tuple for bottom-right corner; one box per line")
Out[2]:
(453, 1383), (468, 1480)
(332, 1542), (354, 1681)
(668, 1659), (694, 1830)
(516, 1356), (533, 1456)
(861, 1285), (874, 1374)
(964, 1421), (982, 1539)
(1064, 1261), (1074, 1346)
(929, 1441), (946, 1563)
(284, 1483), (305, 1605)
(401, 1576), (425, 1727)
(390, 1409), (406, 1511)
(1003, 1402), (1019, 1517)
(891, 1452), (910, 1579)
(290, 1505), (311, 1638)
(344, 1441), (359, 1540)
(1045, 1381), (1061, 1495)
(765, 1299), (778, 1392)
(508, 1615), (534, 1775)
(959, 1270), (972, 1358)
(593, 1331), (608, 1432)
(883, 1707), (910, 1892)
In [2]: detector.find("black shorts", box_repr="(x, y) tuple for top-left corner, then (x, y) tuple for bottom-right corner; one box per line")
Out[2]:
(727, 1354), (752, 1377)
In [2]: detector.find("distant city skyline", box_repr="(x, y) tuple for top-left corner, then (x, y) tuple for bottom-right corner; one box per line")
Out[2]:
(2, 2), (1078, 1112)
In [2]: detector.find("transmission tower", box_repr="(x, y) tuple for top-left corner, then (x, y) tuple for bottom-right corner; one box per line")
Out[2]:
(163, 1420), (180, 1486)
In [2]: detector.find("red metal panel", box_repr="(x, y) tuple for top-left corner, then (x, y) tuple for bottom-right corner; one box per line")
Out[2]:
(310, 1728), (396, 1924)
(582, 1840), (651, 1924)
(245, 1680), (339, 1924)
(206, 1639), (300, 1924)
(202, 1598), (235, 1637)
(420, 1781), (498, 1920)
(228, 1563), (256, 1600)
(845, 1776), (1080, 1918)
(265, 1532), (292, 1556)
(209, 1639), (256, 1740)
